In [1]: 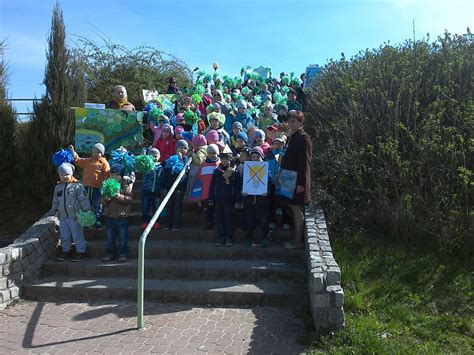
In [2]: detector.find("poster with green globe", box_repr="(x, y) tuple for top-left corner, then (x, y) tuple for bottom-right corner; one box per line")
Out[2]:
(73, 107), (144, 154)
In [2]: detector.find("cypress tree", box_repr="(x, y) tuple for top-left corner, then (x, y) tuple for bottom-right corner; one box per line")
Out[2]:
(22, 2), (82, 210)
(0, 39), (17, 190)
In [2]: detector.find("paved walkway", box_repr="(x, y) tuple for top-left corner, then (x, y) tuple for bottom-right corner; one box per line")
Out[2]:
(0, 300), (305, 354)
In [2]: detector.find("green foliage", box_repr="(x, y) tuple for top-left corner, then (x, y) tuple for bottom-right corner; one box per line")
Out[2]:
(70, 36), (192, 110)
(305, 31), (473, 250)
(308, 232), (473, 353)
(0, 39), (17, 188)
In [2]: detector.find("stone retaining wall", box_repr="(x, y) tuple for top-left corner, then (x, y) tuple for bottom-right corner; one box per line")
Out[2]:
(305, 205), (345, 333)
(0, 215), (58, 309)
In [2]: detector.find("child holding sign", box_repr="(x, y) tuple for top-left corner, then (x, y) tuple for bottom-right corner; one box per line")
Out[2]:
(241, 146), (271, 247)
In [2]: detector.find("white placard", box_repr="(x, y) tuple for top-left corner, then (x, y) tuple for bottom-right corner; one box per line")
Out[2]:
(84, 103), (105, 109)
(142, 90), (160, 102)
(242, 161), (269, 195)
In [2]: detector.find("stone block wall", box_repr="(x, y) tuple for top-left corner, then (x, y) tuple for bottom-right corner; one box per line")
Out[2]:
(0, 215), (58, 309)
(305, 205), (345, 333)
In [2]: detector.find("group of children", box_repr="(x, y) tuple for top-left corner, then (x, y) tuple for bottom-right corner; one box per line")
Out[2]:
(50, 70), (306, 261)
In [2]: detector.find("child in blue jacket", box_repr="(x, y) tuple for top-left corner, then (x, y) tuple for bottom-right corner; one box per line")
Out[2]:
(141, 148), (164, 230)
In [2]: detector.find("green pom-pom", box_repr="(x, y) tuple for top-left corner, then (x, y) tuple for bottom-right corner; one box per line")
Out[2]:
(237, 95), (244, 101)
(197, 70), (206, 78)
(273, 92), (285, 105)
(149, 108), (164, 121)
(253, 96), (262, 106)
(282, 85), (290, 94)
(204, 74), (212, 82)
(135, 155), (155, 174)
(76, 210), (96, 228)
(241, 86), (250, 96)
(291, 77), (300, 86)
(101, 178), (121, 198)
(191, 93), (203, 104)
(183, 109), (199, 125)
(282, 76), (290, 85)
(206, 104), (215, 112)
(195, 84), (205, 95)
(240, 67), (245, 76)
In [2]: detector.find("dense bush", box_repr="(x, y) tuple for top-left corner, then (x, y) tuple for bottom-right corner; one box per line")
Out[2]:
(70, 36), (192, 110)
(305, 31), (473, 250)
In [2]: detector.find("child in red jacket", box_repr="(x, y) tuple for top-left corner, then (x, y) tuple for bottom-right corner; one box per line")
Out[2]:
(155, 124), (176, 164)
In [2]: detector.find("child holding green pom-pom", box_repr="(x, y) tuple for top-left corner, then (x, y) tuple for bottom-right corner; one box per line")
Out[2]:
(101, 164), (132, 263)
(49, 163), (91, 262)
(69, 143), (110, 228)
(141, 148), (164, 230)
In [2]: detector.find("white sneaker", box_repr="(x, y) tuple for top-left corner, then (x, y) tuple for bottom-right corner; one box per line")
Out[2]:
(283, 224), (290, 230)
(269, 223), (276, 230)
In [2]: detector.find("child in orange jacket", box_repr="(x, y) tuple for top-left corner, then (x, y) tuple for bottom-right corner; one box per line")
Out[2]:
(69, 143), (110, 227)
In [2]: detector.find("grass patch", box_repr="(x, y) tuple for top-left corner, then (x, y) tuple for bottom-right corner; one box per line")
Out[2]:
(307, 232), (473, 353)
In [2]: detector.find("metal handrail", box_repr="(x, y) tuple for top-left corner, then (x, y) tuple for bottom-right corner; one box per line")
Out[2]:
(137, 157), (192, 330)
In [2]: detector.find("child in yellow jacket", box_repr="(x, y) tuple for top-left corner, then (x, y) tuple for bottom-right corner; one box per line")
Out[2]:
(69, 143), (110, 227)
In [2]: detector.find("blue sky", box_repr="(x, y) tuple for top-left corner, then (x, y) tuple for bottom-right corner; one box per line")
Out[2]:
(1, 0), (472, 117)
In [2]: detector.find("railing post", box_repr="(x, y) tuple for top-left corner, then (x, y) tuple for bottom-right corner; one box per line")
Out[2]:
(137, 158), (191, 330)
(137, 235), (145, 329)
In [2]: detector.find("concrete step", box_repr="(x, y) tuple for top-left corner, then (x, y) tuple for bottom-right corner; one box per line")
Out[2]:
(22, 277), (308, 307)
(41, 258), (306, 282)
(83, 240), (304, 261)
(85, 225), (293, 242)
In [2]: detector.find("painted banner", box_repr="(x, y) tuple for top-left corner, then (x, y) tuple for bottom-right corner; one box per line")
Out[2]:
(142, 91), (176, 111)
(242, 161), (269, 195)
(74, 107), (144, 154)
(275, 168), (297, 199)
(189, 161), (219, 201)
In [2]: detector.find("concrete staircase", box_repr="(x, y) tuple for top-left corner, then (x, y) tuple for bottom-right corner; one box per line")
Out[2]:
(23, 178), (307, 307)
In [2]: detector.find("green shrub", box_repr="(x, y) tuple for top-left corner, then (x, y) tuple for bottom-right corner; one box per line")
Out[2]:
(305, 31), (473, 251)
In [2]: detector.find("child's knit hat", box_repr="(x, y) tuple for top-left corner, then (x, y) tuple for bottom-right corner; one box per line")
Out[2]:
(176, 113), (184, 124)
(253, 129), (265, 140)
(233, 121), (243, 130)
(236, 132), (248, 142)
(161, 124), (174, 135)
(192, 134), (207, 148)
(205, 130), (219, 143)
(175, 139), (189, 151)
(207, 144), (219, 154)
(175, 125), (184, 135)
(250, 146), (265, 159)
(58, 162), (75, 176)
(110, 163), (124, 175)
(147, 148), (161, 158)
(92, 143), (105, 155)
(236, 100), (247, 109)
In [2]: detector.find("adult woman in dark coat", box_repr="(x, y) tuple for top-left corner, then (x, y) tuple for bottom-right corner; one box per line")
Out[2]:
(280, 110), (312, 249)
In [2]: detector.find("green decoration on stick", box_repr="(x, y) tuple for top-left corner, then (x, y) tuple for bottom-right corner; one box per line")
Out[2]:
(101, 178), (121, 198)
(183, 109), (199, 125)
(191, 93), (203, 104)
(135, 155), (155, 174)
(76, 210), (96, 228)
